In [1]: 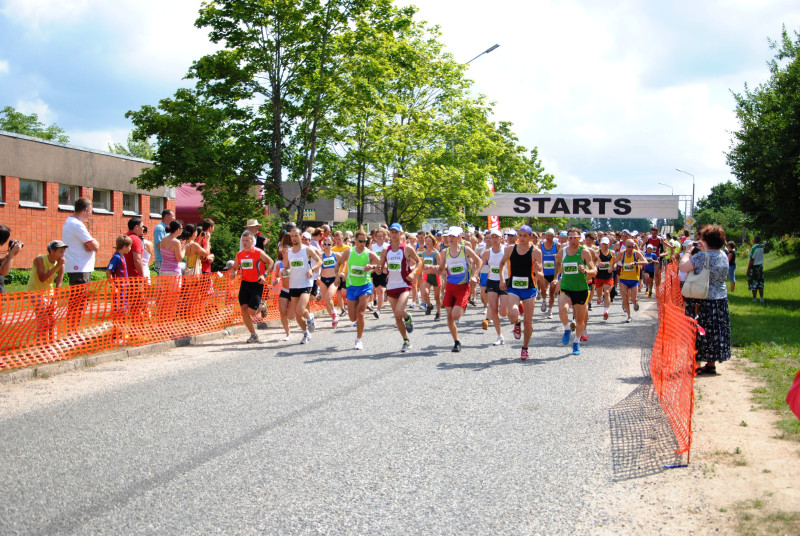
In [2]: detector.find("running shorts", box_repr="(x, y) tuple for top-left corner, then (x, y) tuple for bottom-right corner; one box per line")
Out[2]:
(279, 289), (291, 300)
(443, 282), (470, 309)
(425, 273), (441, 286)
(544, 274), (555, 283)
(485, 279), (507, 295)
(479, 272), (489, 287)
(371, 272), (388, 287)
(239, 280), (264, 310)
(508, 286), (538, 301)
(319, 276), (337, 287)
(620, 279), (639, 289)
(387, 286), (411, 299)
(347, 282), (374, 301)
(595, 277), (613, 288)
(289, 287), (311, 298)
(562, 288), (589, 305)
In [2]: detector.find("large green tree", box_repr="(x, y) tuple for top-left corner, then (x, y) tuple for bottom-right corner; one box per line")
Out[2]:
(0, 105), (69, 143)
(727, 26), (800, 237)
(108, 133), (156, 160)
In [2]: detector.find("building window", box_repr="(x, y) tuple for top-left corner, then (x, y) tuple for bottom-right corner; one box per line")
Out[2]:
(59, 184), (80, 209)
(19, 179), (45, 207)
(150, 196), (164, 217)
(93, 189), (112, 212)
(123, 192), (140, 215)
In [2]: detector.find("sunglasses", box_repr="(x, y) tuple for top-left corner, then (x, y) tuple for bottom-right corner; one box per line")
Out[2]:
(357, 239), (367, 243)
(322, 242), (332, 246)
(568, 236), (581, 240)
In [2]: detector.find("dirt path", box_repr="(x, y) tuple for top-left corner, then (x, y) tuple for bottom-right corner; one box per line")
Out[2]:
(578, 354), (800, 535)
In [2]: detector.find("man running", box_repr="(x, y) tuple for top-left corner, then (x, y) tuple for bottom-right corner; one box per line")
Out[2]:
(498, 225), (542, 360)
(555, 227), (597, 355)
(538, 228), (560, 319)
(614, 238), (647, 323)
(283, 227), (323, 344)
(481, 229), (509, 346)
(337, 228), (382, 350)
(378, 223), (421, 353)
(437, 226), (482, 353)
(594, 237), (615, 320)
(230, 231), (274, 343)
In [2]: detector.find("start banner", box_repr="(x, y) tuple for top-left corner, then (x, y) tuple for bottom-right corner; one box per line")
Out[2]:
(478, 194), (679, 219)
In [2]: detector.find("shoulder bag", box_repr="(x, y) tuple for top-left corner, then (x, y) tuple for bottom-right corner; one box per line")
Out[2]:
(681, 252), (710, 299)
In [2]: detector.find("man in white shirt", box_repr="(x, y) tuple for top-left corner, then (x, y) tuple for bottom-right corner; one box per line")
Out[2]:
(62, 197), (100, 329)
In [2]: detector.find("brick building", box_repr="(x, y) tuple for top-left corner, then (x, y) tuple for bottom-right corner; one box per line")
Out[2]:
(0, 131), (175, 270)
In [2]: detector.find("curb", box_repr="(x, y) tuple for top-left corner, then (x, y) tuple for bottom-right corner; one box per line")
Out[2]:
(0, 319), (285, 386)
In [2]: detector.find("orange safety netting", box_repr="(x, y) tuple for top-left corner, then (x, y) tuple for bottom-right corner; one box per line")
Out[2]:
(0, 273), (328, 371)
(650, 262), (697, 455)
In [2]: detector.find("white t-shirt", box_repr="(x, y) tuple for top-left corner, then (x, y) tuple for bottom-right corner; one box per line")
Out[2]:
(62, 216), (96, 273)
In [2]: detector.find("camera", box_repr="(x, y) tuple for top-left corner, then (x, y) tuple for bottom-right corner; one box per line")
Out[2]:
(9, 239), (23, 249)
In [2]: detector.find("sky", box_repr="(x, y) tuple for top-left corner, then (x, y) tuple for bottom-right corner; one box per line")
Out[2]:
(2, 0), (800, 205)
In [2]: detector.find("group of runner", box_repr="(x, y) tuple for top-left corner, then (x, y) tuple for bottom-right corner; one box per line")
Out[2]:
(232, 222), (680, 360)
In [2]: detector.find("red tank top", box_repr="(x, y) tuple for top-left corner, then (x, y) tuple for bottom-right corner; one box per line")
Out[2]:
(236, 248), (265, 282)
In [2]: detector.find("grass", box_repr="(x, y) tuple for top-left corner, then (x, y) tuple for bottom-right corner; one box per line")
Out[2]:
(734, 498), (800, 536)
(728, 251), (800, 441)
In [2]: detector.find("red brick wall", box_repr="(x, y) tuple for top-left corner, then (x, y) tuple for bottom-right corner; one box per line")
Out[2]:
(0, 175), (175, 270)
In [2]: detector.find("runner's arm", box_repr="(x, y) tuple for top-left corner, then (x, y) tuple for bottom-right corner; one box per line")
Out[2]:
(582, 248), (597, 279)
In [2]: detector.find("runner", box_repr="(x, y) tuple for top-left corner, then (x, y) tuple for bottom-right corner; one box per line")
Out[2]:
(272, 237), (293, 341)
(538, 228), (560, 319)
(370, 227), (388, 318)
(594, 237), (615, 320)
(331, 231), (350, 315)
(481, 229), (509, 346)
(614, 238), (648, 323)
(283, 227), (323, 344)
(646, 226), (663, 290)
(230, 230), (274, 344)
(420, 233), (443, 321)
(473, 231), (491, 328)
(377, 223), (421, 353)
(643, 244), (659, 297)
(413, 231), (427, 311)
(337, 228), (382, 350)
(437, 226), (482, 352)
(318, 237), (342, 328)
(555, 227), (597, 355)
(498, 225), (542, 360)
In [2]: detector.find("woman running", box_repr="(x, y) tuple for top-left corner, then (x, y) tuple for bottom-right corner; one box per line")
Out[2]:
(318, 237), (342, 328)
(420, 234), (443, 321)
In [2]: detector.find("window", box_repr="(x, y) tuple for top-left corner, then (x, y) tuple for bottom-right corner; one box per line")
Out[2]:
(122, 192), (140, 215)
(58, 184), (80, 209)
(149, 196), (164, 217)
(19, 179), (45, 207)
(92, 189), (112, 212)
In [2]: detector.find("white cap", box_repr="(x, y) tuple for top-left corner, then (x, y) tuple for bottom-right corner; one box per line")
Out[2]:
(302, 231), (312, 239)
(505, 229), (517, 236)
(600, 237), (610, 245)
(489, 229), (502, 237)
(545, 228), (555, 235)
(445, 226), (463, 237)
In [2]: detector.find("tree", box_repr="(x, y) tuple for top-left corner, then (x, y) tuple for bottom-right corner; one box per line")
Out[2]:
(727, 26), (800, 237)
(0, 105), (69, 142)
(108, 133), (156, 160)
(695, 180), (742, 212)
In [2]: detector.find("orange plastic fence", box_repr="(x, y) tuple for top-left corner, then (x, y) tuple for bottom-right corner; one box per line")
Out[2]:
(0, 273), (327, 371)
(650, 262), (697, 455)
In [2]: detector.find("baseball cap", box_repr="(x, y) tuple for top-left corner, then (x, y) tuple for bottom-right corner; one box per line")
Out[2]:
(445, 226), (463, 237)
(622, 229), (630, 235)
(646, 244), (654, 249)
(47, 240), (69, 251)
(559, 231), (568, 237)
(489, 229), (502, 237)
(389, 222), (403, 232)
(518, 225), (533, 235)
(545, 228), (555, 235)
(600, 237), (610, 245)
(301, 231), (312, 239)
(505, 229), (517, 236)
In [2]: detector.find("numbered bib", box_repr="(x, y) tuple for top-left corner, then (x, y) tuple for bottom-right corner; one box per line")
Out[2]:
(543, 260), (555, 270)
(512, 276), (529, 289)
(598, 262), (610, 270)
(350, 265), (365, 276)
(424, 258), (434, 266)
(290, 260), (305, 268)
(322, 258), (335, 268)
(490, 266), (500, 275)
(388, 262), (401, 271)
(623, 263), (635, 271)
(241, 259), (254, 270)
(449, 263), (466, 274)
(563, 262), (579, 275)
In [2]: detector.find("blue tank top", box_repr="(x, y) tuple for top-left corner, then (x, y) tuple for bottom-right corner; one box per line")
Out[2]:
(541, 242), (558, 276)
(321, 252), (337, 271)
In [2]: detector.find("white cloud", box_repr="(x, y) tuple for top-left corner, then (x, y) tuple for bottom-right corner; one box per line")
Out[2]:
(0, 0), (91, 29)
(0, 59), (8, 74)
(70, 128), (131, 152)
(15, 97), (56, 123)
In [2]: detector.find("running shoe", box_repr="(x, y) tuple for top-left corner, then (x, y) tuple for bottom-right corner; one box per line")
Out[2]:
(332, 318), (339, 329)
(597, 298), (601, 305)
(572, 342), (581, 355)
(481, 319), (489, 330)
(282, 333), (291, 341)
(452, 340), (462, 353)
(547, 309), (553, 320)
(541, 301), (547, 312)
(647, 291), (652, 298)
(373, 310), (380, 319)
(603, 311), (609, 320)
(468, 298), (477, 306)
(569, 320), (576, 331)
(404, 314), (414, 333)
(493, 335), (505, 346)
(419, 302), (428, 311)
(520, 348), (529, 361)
(580, 334), (589, 342)
(301, 332), (311, 344)
(513, 323), (521, 340)
(401, 339), (411, 353)
(633, 302), (640, 312)
(561, 329), (571, 345)
(307, 315), (316, 333)
(354, 338), (363, 350)
(425, 304), (433, 315)
(434, 312), (441, 321)
(246, 333), (259, 344)
(626, 316), (632, 323)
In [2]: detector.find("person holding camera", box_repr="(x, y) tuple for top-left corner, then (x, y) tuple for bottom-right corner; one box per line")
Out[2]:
(0, 224), (24, 294)
(26, 240), (68, 344)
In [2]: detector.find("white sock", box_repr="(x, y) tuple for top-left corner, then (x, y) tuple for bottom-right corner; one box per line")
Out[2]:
(604, 307), (609, 313)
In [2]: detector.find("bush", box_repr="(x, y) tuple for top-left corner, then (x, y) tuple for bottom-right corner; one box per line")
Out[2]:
(209, 223), (239, 272)
(771, 235), (800, 258)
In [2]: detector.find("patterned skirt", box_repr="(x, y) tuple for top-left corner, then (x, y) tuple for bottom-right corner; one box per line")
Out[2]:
(748, 264), (764, 290)
(684, 298), (732, 363)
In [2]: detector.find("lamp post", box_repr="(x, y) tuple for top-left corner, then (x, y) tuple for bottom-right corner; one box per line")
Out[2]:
(675, 168), (695, 218)
(657, 182), (674, 196)
(466, 44), (500, 64)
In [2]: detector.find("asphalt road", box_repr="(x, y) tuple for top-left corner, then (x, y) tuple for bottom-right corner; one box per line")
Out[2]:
(0, 295), (660, 535)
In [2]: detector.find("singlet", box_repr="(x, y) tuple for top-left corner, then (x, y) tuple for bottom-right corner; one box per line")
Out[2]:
(27, 255), (58, 291)
(236, 248), (265, 283)
(541, 241), (558, 276)
(287, 246), (314, 289)
(596, 250), (614, 280)
(386, 246), (411, 290)
(160, 246), (181, 275)
(620, 250), (639, 281)
(445, 246), (469, 285)
(321, 252), (338, 272)
(422, 250), (438, 275)
(475, 242), (490, 274)
(486, 247), (507, 282)
(346, 248), (370, 287)
(560, 246), (588, 292)
(509, 244), (534, 290)
(371, 241), (386, 260)
(644, 252), (658, 272)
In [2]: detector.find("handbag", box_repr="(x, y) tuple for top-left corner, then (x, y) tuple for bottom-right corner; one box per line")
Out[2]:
(681, 252), (710, 299)
(787, 370), (800, 422)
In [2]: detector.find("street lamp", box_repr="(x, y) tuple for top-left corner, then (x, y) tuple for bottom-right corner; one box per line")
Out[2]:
(675, 168), (695, 218)
(657, 182), (674, 196)
(466, 44), (500, 64)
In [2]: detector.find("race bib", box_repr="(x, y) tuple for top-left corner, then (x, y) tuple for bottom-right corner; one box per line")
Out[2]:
(350, 265), (365, 276)
(424, 258), (434, 266)
(241, 259), (254, 270)
(563, 262), (579, 275)
(449, 263), (465, 274)
(623, 263), (635, 271)
(290, 260), (305, 268)
(543, 260), (555, 270)
(388, 262), (401, 271)
(490, 266), (500, 275)
(322, 258), (335, 267)
(512, 276), (529, 289)
(598, 262), (610, 270)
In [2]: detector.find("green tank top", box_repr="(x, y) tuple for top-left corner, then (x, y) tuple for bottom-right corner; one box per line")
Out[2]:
(560, 246), (588, 292)
(346, 248), (370, 287)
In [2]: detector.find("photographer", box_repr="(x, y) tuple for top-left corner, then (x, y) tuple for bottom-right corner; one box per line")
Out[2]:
(0, 225), (24, 294)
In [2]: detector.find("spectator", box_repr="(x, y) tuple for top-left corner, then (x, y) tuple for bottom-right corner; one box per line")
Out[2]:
(159, 221), (186, 277)
(106, 235), (132, 279)
(153, 209), (174, 273)
(62, 197), (100, 331)
(26, 239), (68, 344)
(240, 219), (267, 251)
(124, 218), (145, 278)
(0, 224), (24, 293)
(198, 219), (216, 274)
(679, 225), (731, 375)
(107, 235), (132, 339)
(141, 225), (154, 279)
(747, 235), (765, 303)
(726, 241), (737, 293)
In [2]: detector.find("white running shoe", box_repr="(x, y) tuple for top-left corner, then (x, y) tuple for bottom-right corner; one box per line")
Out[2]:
(541, 301), (547, 312)
(301, 331), (311, 344)
(307, 315), (316, 333)
(354, 338), (363, 350)
(282, 333), (291, 341)
(493, 335), (505, 346)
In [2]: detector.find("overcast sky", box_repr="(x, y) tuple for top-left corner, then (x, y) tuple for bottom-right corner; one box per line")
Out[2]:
(2, 0), (799, 203)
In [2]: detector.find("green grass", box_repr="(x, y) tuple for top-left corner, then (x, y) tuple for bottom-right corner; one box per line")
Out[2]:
(2, 269), (108, 293)
(729, 251), (800, 441)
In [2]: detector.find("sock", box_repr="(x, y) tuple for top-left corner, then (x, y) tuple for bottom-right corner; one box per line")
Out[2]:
(604, 307), (609, 313)
(563, 323), (569, 329)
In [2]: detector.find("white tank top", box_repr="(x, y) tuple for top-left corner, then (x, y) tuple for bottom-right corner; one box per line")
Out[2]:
(386, 247), (407, 290)
(287, 246), (314, 289)
(487, 246), (506, 281)
(371, 241), (386, 259)
(141, 242), (152, 278)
